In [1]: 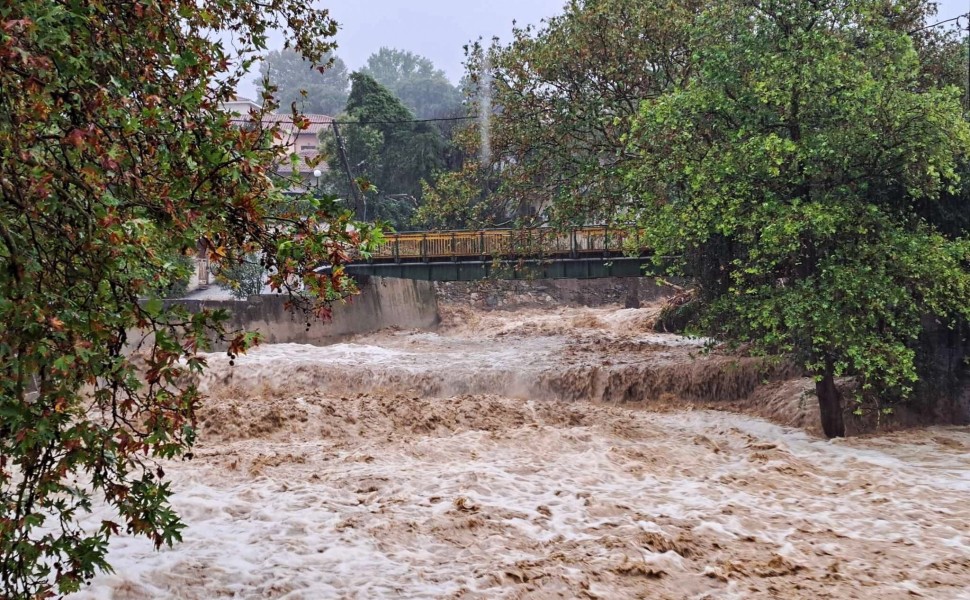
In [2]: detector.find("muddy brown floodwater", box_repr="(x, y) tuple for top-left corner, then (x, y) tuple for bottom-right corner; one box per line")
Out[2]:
(71, 305), (970, 599)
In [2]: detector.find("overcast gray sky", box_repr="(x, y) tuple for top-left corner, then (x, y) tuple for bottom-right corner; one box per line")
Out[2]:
(934, 0), (970, 32)
(324, 0), (565, 80)
(237, 0), (564, 98)
(239, 0), (969, 98)
(938, 0), (970, 21)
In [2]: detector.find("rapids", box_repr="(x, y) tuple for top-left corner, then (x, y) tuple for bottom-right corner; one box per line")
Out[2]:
(70, 305), (970, 599)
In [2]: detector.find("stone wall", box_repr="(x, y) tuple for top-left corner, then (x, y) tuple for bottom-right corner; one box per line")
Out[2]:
(434, 277), (680, 309)
(178, 276), (439, 348)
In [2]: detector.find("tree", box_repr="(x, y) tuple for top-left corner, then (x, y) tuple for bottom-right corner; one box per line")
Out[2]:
(215, 256), (267, 300)
(360, 48), (463, 120)
(416, 126), (508, 229)
(420, 0), (702, 229)
(258, 48), (350, 115)
(627, 0), (970, 437)
(156, 254), (196, 299)
(324, 73), (446, 229)
(0, 1), (380, 596)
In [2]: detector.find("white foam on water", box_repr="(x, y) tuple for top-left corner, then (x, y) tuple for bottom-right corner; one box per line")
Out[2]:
(68, 403), (970, 600)
(66, 306), (970, 599)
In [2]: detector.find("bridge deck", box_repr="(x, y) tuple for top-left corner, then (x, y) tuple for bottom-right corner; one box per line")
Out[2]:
(371, 226), (644, 262)
(346, 227), (652, 281)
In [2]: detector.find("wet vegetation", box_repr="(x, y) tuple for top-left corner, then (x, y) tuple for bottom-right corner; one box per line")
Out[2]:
(2, 0), (970, 596)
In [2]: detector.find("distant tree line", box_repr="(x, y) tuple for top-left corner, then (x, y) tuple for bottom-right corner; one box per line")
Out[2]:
(259, 47), (466, 229)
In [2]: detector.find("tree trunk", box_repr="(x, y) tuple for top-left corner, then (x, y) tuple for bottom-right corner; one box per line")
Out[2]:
(816, 357), (845, 438)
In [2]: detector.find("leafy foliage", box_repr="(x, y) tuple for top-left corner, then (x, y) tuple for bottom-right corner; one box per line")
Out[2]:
(323, 73), (447, 229)
(419, 163), (500, 229)
(626, 0), (970, 436)
(0, 1), (380, 596)
(155, 254), (197, 299)
(361, 48), (463, 120)
(215, 256), (267, 300)
(258, 48), (350, 116)
(421, 0), (702, 228)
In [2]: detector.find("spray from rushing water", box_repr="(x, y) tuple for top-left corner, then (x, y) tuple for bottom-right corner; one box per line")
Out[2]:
(76, 307), (970, 600)
(478, 54), (492, 165)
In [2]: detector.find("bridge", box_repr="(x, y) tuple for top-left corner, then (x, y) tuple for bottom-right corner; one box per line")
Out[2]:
(344, 226), (653, 281)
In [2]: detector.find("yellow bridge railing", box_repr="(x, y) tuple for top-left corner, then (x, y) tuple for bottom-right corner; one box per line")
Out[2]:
(372, 226), (645, 261)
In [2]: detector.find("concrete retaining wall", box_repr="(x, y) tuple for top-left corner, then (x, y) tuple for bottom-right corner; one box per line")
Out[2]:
(179, 276), (439, 348)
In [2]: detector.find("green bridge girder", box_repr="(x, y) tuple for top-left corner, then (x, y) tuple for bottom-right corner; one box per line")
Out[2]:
(343, 256), (653, 281)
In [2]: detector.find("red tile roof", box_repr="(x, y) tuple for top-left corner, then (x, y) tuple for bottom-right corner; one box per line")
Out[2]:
(230, 113), (334, 135)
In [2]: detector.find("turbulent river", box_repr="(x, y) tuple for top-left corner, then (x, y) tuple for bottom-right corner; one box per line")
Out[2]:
(72, 305), (970, 599)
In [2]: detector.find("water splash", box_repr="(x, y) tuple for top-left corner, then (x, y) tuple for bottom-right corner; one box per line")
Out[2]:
(478, 54), (492, 166)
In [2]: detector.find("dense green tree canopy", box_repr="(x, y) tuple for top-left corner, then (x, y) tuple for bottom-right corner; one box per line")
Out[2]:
(324, 73), (446, 229)
(423, 0), (967, 228)
(258, 48), (350, 115)
(360, 48), (463, 120)
(420, 0), (703, 228)
(627, 0), (970, 437)
(0, 1), (378, 596)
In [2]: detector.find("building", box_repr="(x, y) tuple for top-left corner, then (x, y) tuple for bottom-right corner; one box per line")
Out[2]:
(223, 97), (332, 193)
(191, 98), (335, 289)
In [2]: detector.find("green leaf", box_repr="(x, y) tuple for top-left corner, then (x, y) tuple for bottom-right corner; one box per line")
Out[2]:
(144, 298), (164, 317)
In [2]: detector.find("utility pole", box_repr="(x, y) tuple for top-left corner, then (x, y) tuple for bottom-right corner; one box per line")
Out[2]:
(330, 121), (365, 220)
